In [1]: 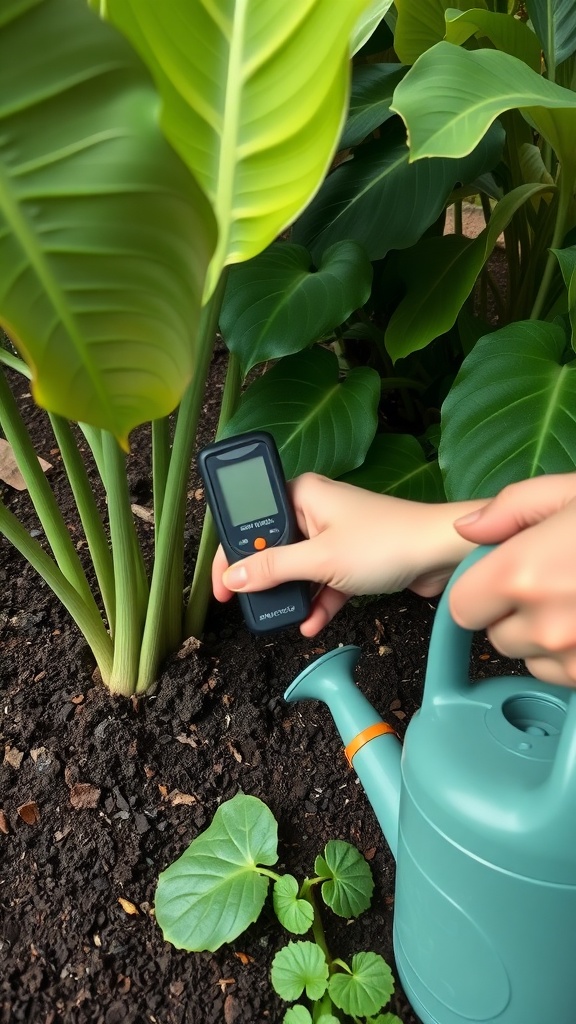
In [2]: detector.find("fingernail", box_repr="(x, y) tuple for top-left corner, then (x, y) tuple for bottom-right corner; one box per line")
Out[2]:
(224, 564), (248, 590)
(454, 509), (482, 526)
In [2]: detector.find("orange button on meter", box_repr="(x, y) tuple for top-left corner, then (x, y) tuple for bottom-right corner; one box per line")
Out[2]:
(253, 537), (267, 550)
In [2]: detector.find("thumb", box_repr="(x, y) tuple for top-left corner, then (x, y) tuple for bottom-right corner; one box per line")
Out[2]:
(453, 476), (576, 544)
(223, 538), (319, 593)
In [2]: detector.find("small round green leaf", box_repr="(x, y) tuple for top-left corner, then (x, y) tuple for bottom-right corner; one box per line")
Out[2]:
(315, 840), (374, 918)
(283, 1006), (313, 1024)
(329, 952), (395, 1018)
(271, 941), (329, 1002)
(317, 1016), (340, 1024)
(155, 793), (278, 952)
(273, 875), (314, 935)
(368, 1014), (403, 1024)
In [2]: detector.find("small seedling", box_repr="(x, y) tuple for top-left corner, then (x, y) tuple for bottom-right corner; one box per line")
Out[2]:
(155, 792), (403, 1023)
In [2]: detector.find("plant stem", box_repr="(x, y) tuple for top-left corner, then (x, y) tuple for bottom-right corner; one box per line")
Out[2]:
(136, 271), (227, 694)
(530, 174), (572, 320)
(0, 498), (113, 683)
(152, 416), (171, 547)
(102, 432), (147, 696)
(48, 413), (116, 631)
(184, 350), (242, 640)
(0, 367), (95, 608)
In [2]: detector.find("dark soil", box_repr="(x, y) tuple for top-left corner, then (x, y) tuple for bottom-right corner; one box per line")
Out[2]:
(0, 355), (526, 1024)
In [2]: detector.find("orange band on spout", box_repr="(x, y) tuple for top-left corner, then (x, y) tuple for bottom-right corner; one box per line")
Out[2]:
(345, 722), (397, 766)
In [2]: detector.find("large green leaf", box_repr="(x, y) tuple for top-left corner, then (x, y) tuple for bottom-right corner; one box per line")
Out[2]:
(526, 0), (576, 68)
(0, 0), (216, 444)
(444, 8), (541, 71)
(293, 118), (504, 261)
(385, 183), (554, 361)
(154, 793), (278, 952)
(351, 0), (395, 55)
(391, 42), (576, 178)
(341, 64), (407, 149)
(98, 0), (370, 300)
(394, 0), (487, 64)
(219, 241), (372, 376)
(341, 435), (445, 501)
(439, 321), (576, 499)
(221, 348), (380, 478)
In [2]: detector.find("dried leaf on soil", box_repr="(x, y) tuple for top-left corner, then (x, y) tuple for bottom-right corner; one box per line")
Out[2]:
(0, 810), (9, 834)
(3, 745), (24, 769)
(69, 783), (101, 809)
(0, 438), (51, 490)
(17, 801), (40, 825)
(166, 789), (197, 806)
(118, 897), (140, 916)
(131, 503), (155, 524)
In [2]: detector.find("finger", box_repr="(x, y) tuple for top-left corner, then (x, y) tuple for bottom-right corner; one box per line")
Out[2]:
(453, 476), (576, 543)
(222, 537), (324, 593)
(299, 587), (349, 637)
(449, 547), (516, 630)
(212, 545), (234, 602)
(524, 654), (576, 688)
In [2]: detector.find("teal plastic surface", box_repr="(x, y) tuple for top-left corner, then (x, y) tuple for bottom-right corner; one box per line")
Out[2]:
(284, 546), (576, 1024)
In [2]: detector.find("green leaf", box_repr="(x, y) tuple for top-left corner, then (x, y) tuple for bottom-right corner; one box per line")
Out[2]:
(385, 183), (554, 361)
(219, 242), (372, 377)
(525, 0), (576, 68)
(444, 9), (541, 71)
(221, 348), (380, 479)
(314, 840), (374, 918)
(368, 1015), (403, 1024)
(391, 42), (576, 179)
(284, 1006), (313, 1024)
(1, 0), (216, 445)
(351, 0), (395, 56)
(341, 64), (407, 149)
(329, 953), (395, 1017)
(439, 321), (576, 499)
(100, 0), (370, 300)
(154, 794), (278, 952)
(552, 245), (576, 346)
(271, 941), (329, 1002)
(341, 435), (445, 501)
(273, 875), (314, 936)
(293, 118), (504, 261)
(395, 0), (487, 64)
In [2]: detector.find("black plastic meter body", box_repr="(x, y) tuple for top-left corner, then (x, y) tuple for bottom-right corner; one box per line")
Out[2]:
(198, 431), (310, 633)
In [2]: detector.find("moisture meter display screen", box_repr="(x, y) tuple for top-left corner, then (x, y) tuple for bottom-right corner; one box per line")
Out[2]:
(216, 456), (279, 527)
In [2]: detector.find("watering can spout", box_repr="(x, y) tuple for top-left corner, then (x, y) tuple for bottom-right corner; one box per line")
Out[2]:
(284, 646), (402, 859)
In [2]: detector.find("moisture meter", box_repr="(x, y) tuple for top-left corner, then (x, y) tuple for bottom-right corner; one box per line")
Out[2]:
(198, 431), (311, 633)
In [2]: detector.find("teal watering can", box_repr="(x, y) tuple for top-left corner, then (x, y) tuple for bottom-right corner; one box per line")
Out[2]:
(284, 546), (576, 1024)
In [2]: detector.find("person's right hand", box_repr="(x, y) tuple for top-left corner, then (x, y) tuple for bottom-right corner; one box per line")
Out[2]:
(211, 473), (483, 636)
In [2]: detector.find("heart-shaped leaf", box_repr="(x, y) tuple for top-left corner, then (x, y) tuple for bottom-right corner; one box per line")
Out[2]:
(222, 348), (380, 479)
(273, 875), (314, 935)
(340, 435), (445, 502)
(271, 941), (329, 1002)
(1, 0), (216, 445)
(220, 242), (372, 377)
(315, 840), (374, 918)
(154, 794), (278, 952)
(99, 0), (371, 298)
(284, 1007), (313, 1024)
(341, 64), (407, 149)
(329, 953), (395, 1018)
(439, 321), (576, 499)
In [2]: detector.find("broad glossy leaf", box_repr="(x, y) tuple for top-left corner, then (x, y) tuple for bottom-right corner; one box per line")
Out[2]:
(100, 0), (370, 299)
(219, 242), (372, 376)
(315, 841), (374, 918)
(526, 0), (576, 67)
(385, 183), (553, 361)
(1, 0), (216, 445)
(284, 1007), (312, 1024)
(341, 64), (407, 149)
(439, 321), (576, 499)
(445, 9), (541, 71)
(552, 245), (576, 347)
(395, 0), (486, 64)
(351, 0), (395, 55)
(329, 953), (395, 1018)
(221, 348), (380, 479)
(273, 875), (314, 935)
(293, 119), (504, 261)
(341, 435), (445, 501)
(155, 793), (278, 952)
(391, 42), (576, 178)
(271, 942), (329, 1002)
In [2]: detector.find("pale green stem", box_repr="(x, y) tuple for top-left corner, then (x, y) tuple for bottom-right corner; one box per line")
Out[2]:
(101, 432), (147, 696)
(0, 499), (113, 683)
(152, 416), (171, 547)
(184, 350), (242, 640)
(530, 174), (572, 320)
(0, 367), (95, 608)
(48, 413), (116, 631)
(136, 272), (228, 694)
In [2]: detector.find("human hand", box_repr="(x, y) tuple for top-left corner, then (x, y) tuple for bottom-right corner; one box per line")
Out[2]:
(212, 473), (482, 636)
(451, 473), (576, 686)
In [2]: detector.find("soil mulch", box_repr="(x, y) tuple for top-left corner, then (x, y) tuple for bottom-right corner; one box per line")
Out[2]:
(0, 355), (526, 1024)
